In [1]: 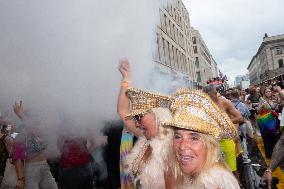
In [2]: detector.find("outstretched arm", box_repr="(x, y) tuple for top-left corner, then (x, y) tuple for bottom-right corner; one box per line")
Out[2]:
(269, 132), (284, 170)
(13, 101), (35, 128)
(262, 131), (284, 189)
(117, 59), (142, 137)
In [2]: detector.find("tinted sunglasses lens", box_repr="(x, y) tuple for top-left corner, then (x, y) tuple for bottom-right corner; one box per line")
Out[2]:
(134, 115), (142, 122)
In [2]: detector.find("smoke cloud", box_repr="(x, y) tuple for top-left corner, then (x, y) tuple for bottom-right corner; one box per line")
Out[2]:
(0, 0), (175, 151)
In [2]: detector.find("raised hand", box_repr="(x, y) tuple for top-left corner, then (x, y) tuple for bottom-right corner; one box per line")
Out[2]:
(262, 170), (272, 189)
(118, 58), (131, 81)
(13, 101), (25, 120)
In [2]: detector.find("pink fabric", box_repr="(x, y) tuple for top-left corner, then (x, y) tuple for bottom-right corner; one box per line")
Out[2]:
(12, 142), (25, 160)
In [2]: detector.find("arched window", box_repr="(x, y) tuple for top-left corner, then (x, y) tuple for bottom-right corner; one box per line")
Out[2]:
(279, 59), (284, 68)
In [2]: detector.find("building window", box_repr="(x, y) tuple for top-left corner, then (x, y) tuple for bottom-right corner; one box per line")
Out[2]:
(177, 51), (181, 70)
(167, 42), (171, 66)
(175, 49), (179, 69)
(164, 14), (167, 30)
(173, 47), (177, 68)
(164, 41), (169, 66)
(182, 54), (185, 71)
(156, 34), (160, 61)
(172, 24), (175, 40)
(187, 58), (190, 73)
(195, 57), (199, 68)
(193, 46), (198, 54)
(161, 38), (166, 65)
(279, 59), (284, 68)
(192, 37), (196, 44)
(196, 71), (201, 82)
(276, 48), (283, 55)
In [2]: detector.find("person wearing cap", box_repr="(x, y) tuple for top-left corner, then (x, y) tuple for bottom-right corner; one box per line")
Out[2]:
(163, 89), (240, 188)
(117, 59), (174, 189)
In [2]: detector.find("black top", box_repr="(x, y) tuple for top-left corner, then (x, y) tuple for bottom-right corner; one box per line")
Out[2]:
(247, 94), (260, 103)
(0, 135), (9, 176)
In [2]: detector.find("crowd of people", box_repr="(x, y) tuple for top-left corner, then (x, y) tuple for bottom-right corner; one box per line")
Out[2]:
(117, 59), (284, 189)
(0, 59), (283, 189)
(0, 103), (103, 189)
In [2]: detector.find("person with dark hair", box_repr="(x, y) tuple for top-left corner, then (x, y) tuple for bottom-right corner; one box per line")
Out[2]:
(246, 86), (261, 136)
(247, 86), (261, 106)
(239, 90), (247, 103)
(102, 121), (123, 189)
(203, 85), (243, 124)
(0, 122), (14, 187)
(57, 131), (94, 189)
(229, 90), (250, 117)
(0, 122), (17, 189)
(229, 89), (253, 138)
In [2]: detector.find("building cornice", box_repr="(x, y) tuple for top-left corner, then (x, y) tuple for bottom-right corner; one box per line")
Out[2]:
(247, 34), (284, 70)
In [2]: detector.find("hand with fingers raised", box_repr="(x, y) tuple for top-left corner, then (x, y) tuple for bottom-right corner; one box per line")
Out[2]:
(13, 101), (25, 120)
(118, 58), (131, 82)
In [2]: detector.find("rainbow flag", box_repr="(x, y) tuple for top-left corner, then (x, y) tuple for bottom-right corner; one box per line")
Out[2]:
(119, 129), (135, 189)
(256, 110), (277, 134)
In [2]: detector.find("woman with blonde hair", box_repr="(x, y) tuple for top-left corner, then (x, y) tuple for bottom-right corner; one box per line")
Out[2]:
(163, 89), (240, 189)
(256, 87), (278, 158)
(117, 59), (174, 189)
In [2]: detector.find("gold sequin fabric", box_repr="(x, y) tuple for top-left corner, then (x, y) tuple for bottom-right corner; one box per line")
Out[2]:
(125, 87), (173, 118)
(162, 88), (237, 139)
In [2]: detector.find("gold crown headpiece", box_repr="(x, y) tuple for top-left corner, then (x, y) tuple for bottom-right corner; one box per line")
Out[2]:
(162, 88), (237, 139)
(125, 87), (173, 119)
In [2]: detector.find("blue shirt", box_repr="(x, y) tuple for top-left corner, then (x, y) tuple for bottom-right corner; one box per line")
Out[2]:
(232, 99), (251, 119)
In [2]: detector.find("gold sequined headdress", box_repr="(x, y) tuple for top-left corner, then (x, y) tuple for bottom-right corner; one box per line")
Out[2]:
(162, 88), (237, 139)
(125, 87), (173, 118)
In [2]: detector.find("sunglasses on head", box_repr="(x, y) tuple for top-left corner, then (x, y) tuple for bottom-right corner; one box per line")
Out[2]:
(133, 110), (151, 123)
(133, 114), (143, 123)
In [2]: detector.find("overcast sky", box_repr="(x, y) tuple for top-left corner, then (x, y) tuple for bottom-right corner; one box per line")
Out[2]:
(184, 0), (284, 85)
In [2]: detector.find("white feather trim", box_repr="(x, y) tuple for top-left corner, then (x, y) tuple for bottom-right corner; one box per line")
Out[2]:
(124, 136), (171, 189)
(181, 165), (240, 189)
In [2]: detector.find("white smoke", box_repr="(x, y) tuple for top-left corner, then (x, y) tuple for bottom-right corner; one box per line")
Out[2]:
(0, 0), (176, 150)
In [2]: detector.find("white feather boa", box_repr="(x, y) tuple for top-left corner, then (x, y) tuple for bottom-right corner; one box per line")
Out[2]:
(124, 136), (171, 189)
(180, 165), (240, 189)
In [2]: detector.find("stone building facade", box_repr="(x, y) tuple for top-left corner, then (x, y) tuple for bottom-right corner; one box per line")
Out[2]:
(154, 0), (196, 86)
(191, 27), (214, 86)
(248, 34), (284, 85)
(212, 58), (219, 78)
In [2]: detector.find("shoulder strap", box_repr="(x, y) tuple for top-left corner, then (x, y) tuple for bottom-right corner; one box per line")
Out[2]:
(234, 102), (241, 108)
